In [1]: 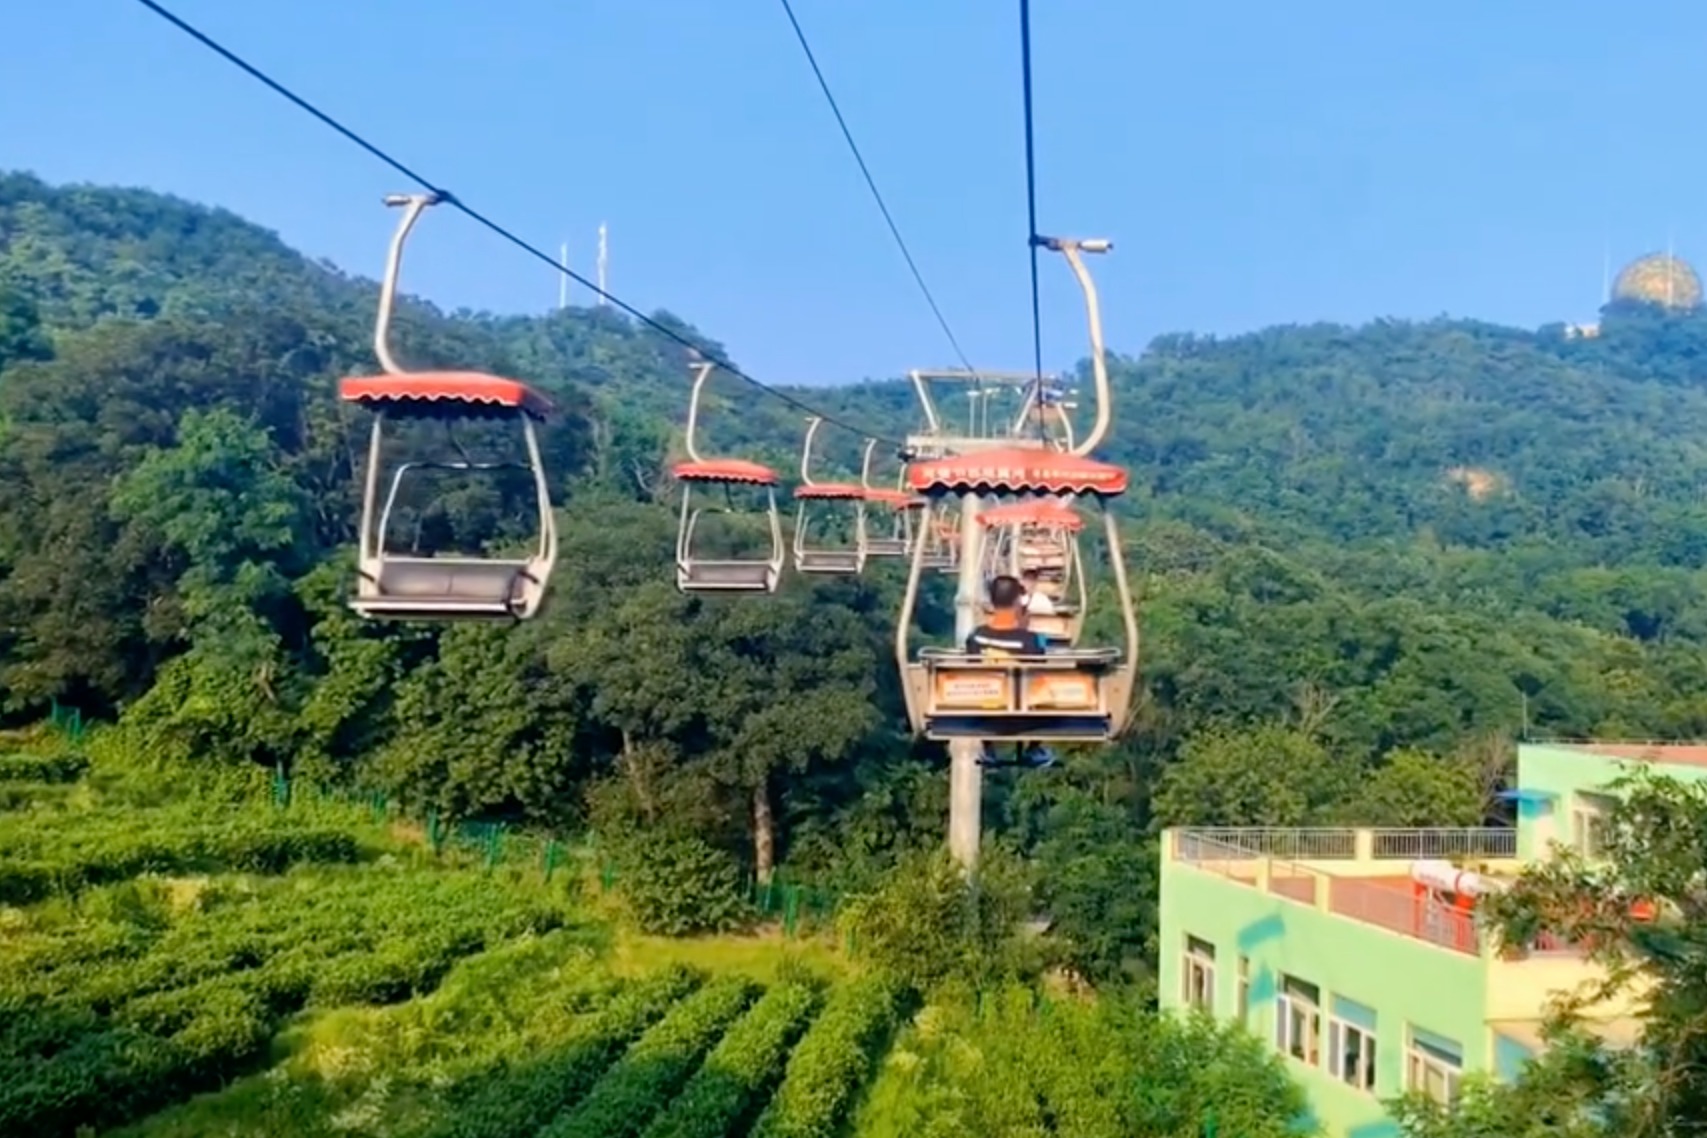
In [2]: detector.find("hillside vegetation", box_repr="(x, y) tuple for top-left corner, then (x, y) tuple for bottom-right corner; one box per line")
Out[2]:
(5, 169), (1707, 1134)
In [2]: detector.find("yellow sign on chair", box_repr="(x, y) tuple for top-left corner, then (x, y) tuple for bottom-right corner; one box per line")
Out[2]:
(1024, 672), (1097, 710)
(935, 670), (1013, 710)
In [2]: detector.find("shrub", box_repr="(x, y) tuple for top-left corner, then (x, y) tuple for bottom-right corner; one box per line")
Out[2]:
(613, 832), (751, 936)
(642, 981), (821, 1138)
(750, 976), (897, 1138)
(840, 846), (1038, 995)
(0, 751), (89, 783)
(541, 975), (759, 1138)
(428, 965), (703, 1138)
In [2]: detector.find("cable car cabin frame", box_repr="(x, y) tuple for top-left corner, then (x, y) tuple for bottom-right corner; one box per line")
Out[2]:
(977, 499), (1088, 647)
(857, 439), (914, 559)
(339, 193), (558, 622)
(861, 489), (921, 558)
(671, 360), (784, 593)
(894, 447), (1138, 743)
(790, 417), (867, 575)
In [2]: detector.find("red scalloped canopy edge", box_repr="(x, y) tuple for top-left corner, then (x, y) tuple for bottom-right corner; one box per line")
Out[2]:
(794, 483), (866, 501)
(339, 372), (553, 419)
(907, 446), (1128, 496)
(977, 500), (1086, 531)
(671, 458), (780, 486)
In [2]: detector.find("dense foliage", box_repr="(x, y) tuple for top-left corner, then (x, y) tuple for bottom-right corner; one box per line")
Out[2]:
(8, 167), (1707, 1130)
(853, 982), (1306, 1137)
(13, 170), (1707, 957)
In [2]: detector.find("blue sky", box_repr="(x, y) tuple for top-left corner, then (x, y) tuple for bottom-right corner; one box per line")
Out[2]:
(4, 1), (1704, 385)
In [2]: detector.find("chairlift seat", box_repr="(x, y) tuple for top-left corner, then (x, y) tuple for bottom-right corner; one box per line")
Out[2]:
(672, 456), (784, 594)
(676, 561), (780, 592)
(905, 647), (1131, 742)
(863, 535), (911, 558)
(352, 556), (540, 620)
(792, 481), (867, 576)
(340, 370), (558, 623)
(796, 550), (865, 574)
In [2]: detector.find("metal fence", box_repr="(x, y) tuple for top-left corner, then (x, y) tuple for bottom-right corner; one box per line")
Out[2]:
(1174, 826), (1515, 863)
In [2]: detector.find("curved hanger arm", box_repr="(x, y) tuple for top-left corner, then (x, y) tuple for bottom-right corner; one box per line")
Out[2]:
(682, 359), (714, 464)
(375, 192), (442, 376)
(1037, 236), (1113, 456)
(800, 416), (826, 486)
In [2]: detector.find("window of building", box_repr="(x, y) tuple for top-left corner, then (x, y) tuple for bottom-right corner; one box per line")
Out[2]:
(1181, 935), (1215, 1012)
(1406, 1028), (1463, 1105)
(1275, 975), (1321, 1065)
(1572, 792), (1616, 858)
(1237, 955), (1250, 1023)
(1328, 995), (1378, 1093)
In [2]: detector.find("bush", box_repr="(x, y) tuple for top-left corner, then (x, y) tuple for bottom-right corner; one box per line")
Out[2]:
(840, 846), (1038, 995)
(429, 965), (703, 1138)
(541, 975), (759, 1138)
(642, 981), (821, 1138)
(750, 976), (897, 1138)
(613, 832), (751, 936)
(0, 751), (89, 783)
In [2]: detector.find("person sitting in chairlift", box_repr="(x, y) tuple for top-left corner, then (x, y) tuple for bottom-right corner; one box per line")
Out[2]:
(964, 574), (1058, 770)
(1021, 568), (1057, 617)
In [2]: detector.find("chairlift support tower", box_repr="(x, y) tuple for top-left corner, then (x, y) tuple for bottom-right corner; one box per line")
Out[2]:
(915, 238), (1118, 871)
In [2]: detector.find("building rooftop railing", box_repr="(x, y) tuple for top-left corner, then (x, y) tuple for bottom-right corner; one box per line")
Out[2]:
(1169, 827), (1552, 959)
(1173, 826), (1517, 863)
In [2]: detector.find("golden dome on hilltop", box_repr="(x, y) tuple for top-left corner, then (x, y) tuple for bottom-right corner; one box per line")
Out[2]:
(1611, 253), (1702, 310)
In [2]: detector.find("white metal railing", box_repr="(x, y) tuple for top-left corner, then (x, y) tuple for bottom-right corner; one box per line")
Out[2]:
(1173, 827), (1515, 863)
(1172, 828), (1355, 861)
(1370, 828), (1516, 859)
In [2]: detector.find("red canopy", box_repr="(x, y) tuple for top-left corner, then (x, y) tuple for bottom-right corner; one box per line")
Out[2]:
(907, 447), (1128, 497)
(671, 458), (779, 486)
(339, 371), (553, 420)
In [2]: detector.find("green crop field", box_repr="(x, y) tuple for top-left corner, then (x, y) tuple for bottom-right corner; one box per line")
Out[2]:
(1, 727), (1294, 1138)
(0, 731), (906, 1138)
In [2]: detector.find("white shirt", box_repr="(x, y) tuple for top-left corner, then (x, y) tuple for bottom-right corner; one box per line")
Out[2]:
(1024, 590), (1057, 616)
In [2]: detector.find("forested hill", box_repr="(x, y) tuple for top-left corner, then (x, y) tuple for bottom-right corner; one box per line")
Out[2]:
(8, 169), (1707, 975)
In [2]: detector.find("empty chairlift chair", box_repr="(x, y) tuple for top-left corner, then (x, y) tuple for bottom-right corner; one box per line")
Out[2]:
(894, 447), (1139, 743)
(858, 438), (919, 559)
(671, 360), (785, 593)
(791, 417), (868, 575)
(339, 193), (558, 621)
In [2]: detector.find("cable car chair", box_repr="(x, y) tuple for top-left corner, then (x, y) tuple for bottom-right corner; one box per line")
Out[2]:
(978, 499), (1088, 647)
(858, 439), (919, 559)
(338, 193), (557, 621)
(791, 417), (867, 574)
(895, 448), (1137, 742)
(671, 359), (784, 592)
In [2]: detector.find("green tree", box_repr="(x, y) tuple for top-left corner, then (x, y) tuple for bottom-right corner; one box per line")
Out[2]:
(1397, 770), (1707, 1138)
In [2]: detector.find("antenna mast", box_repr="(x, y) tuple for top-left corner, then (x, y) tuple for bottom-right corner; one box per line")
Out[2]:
(597, 223), (609, 308)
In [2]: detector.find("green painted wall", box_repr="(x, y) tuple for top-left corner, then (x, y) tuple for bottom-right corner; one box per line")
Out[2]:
(1158, 860), (1487, 1138)
(1515, 745), (1707, 858)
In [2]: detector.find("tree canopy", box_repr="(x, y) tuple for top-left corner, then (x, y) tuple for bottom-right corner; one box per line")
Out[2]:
(6, 166), (1707, 1000)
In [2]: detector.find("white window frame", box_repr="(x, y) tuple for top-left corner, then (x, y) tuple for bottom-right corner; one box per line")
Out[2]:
(1275, 977), (1322, 1066)
(1181, 935), (1216, 1012)
(1572, 793), (1615, 858)
(1406, 1033), (1463, 1105)
(1328, 1017), (1378, 1093)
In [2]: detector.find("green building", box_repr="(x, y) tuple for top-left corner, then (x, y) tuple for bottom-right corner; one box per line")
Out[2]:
(1156, 742), (1707, 1137)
